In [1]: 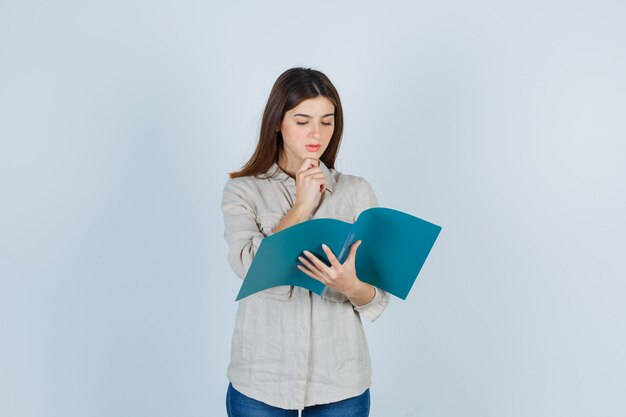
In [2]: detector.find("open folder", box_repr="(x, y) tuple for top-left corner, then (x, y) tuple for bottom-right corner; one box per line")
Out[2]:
(235, 207), (442, 301)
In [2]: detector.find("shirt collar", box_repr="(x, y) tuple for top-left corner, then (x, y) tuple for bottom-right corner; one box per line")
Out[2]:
(264, 160), (335, 193)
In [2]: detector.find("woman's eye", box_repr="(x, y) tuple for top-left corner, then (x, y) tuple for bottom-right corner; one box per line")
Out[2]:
(296, 121), (333, 126)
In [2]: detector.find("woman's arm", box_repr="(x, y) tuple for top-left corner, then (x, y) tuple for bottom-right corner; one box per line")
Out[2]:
(272, 158), (325, 234)
(270, 202), (311, 234)
(221, 179), (266, 280)
(221, 178), (315, 279)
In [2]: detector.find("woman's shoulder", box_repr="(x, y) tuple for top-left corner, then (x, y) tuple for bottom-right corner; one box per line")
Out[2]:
(331, 168), (373, 190)
(332, 169), (377, 209)
(223, 172), (273, 189)
(221, 174), (269, 202)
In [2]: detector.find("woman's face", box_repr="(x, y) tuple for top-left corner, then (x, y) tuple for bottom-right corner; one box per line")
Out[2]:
(277, 96), (335, 171)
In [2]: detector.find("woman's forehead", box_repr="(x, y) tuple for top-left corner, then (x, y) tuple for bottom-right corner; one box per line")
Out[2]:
(288, 97), (335, 116)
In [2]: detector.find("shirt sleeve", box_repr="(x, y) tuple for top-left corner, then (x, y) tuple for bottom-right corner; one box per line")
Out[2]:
(353, 286), (391, 323)
(352, 177), (391, 323)
(221, 179), (270, 280)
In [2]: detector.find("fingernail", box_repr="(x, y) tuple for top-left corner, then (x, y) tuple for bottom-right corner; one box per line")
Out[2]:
(322, 243), (328, 248)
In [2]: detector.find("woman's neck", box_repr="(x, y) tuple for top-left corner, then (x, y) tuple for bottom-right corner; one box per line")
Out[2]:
(278, 155), (306, 179)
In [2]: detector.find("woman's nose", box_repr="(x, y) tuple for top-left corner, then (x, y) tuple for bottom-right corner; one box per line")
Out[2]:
(310, 122), (321, 137)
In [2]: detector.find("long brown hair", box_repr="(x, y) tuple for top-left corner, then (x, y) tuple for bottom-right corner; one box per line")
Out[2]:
(228, 67), (344, 179)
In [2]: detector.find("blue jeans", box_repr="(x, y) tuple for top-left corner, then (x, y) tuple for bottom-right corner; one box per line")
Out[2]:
(226, 382), (370, 417)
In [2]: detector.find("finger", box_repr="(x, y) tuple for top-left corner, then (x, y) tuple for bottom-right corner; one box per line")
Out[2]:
(347, 240), (362, 262)
(298, 171), (324, 185)
(297, 158), (318, 174)
(300, 168), (323, 178)
(301, 173), (325, 182)
(302, 158), (319, 170)
(302, 250), (332, 275)
(321, 244), (341, 268)
(297, 264), (324, 283)
(310, 176), (326, 193)
(297, 255), (321, 275)
(296, 264), (326, 285)
(297, 173), (325, 193)
(317, 177), (327, 193)
(306, 158), (319, 167)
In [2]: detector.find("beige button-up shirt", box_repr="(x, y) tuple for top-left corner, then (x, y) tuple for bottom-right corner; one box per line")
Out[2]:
(221, 160), (391, 410)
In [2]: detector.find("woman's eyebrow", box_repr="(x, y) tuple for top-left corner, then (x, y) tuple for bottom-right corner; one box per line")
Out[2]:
(292, 113), (335, 118)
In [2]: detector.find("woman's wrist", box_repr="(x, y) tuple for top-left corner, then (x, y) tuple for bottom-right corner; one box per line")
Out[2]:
(291, 202), (311, 219)
(271, 203), (311, 234)
(345, 280), (376, 307)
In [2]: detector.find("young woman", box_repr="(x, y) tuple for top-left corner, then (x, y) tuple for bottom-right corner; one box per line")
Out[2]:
(221, 67), (391, 417)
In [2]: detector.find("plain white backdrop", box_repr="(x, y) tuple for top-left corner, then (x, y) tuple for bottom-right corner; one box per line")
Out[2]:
(1, 1), (625, 416)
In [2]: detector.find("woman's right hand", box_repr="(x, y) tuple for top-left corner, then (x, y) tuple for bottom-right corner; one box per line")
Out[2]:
(294, 158), (326, 214)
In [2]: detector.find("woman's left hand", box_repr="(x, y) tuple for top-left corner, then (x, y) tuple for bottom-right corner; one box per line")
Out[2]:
(297, 240), (362, 297)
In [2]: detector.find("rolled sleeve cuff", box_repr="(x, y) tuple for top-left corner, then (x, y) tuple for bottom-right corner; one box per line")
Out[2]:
(353, 286), (390, 323)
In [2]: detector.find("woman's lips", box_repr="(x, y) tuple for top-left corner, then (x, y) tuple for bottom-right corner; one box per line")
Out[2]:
(305, 145), (321, 152)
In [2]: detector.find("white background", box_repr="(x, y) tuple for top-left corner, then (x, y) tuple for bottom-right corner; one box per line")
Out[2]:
(1, 1), (625, 416)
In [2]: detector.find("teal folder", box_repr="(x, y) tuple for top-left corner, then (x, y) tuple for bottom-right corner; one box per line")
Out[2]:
(235, 207), (442, 301)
